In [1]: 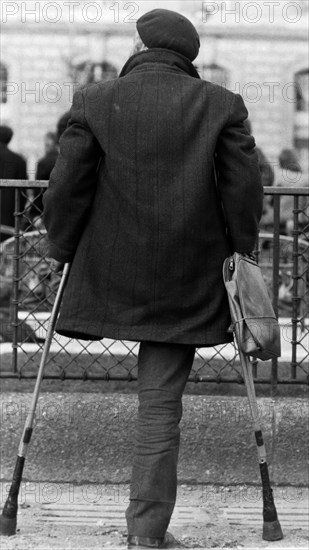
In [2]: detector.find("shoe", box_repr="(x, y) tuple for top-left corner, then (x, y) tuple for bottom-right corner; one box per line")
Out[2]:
(127, 531), (186, 548)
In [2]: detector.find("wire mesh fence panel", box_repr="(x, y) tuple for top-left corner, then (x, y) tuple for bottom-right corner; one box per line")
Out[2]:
(291, 193), (309, 379)
(0, 182), (308, 385)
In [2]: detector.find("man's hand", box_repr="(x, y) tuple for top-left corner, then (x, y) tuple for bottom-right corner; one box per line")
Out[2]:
(49, 259), (65, 273)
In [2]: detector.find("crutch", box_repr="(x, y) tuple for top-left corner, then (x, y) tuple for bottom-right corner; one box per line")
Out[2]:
(238, 347), (283, 541)
(0, 263), (70, 536)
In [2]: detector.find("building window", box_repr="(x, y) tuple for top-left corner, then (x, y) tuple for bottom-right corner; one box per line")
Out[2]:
(200, 64), (229, 87)
(69, 60), (118, 88)
(0, 63), (8, 104)
(88, 62), (118, 84)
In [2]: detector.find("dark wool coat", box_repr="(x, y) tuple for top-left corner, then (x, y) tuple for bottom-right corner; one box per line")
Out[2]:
(43, 49), (263, 346)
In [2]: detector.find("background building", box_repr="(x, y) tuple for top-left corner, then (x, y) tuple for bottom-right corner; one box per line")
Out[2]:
(1, 0), (308, 180)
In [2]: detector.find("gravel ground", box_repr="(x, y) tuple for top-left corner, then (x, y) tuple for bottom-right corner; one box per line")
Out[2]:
(0, 484), (308, 550)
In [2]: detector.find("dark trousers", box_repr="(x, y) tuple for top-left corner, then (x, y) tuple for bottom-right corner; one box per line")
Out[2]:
(126, 341), (195, 537)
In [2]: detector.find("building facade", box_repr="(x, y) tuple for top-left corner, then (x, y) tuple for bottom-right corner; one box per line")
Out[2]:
(1, 0), (308, 180)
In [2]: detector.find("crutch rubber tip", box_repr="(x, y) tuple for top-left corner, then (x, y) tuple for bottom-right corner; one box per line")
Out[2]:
(0, 514), (17, 536)
(263, 519), (283, 541)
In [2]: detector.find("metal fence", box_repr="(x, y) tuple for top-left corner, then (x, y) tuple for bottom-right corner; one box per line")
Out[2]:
(0, 180), (308, 389)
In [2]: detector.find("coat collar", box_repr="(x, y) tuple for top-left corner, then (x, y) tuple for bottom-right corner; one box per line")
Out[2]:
(119, 48), (200, 80)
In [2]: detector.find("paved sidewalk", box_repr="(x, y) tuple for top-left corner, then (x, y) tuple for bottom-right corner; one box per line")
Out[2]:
(0, 483), (308, 549)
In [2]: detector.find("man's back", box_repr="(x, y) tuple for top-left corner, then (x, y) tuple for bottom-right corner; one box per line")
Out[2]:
(44, 48), (263, 345)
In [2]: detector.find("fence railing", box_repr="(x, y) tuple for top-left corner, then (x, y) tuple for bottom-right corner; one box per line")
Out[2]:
(0, 181), (308, 391)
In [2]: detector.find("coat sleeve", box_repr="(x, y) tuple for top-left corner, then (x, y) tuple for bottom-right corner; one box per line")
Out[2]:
(43, 90), (102, 263)
(215, 93), (263, 253)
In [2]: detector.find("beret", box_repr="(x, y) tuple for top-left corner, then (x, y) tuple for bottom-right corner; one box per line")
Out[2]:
(136, 9), (200, 62)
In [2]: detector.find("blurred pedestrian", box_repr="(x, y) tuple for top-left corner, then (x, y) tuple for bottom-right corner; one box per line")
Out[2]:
(244, 120), (275, 231)
(275, 148), (305, 235)
(244, 119), (274, 188)
(30, 132), (59, 226)
(0, 125), (28, 242)
(43, 9), (263, 548)
(29, 115), (78, 227)
(37, 132), (58, 180)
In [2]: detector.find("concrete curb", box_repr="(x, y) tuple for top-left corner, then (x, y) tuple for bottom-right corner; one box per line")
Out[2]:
(0, 394), (308, 486)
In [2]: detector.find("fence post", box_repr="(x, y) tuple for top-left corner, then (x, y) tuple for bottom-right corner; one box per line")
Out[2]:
(252, 233), (261, 380)
(291, 195), (300, 380)
(11, 188), (21, 374)
(271, 195), (280, 397)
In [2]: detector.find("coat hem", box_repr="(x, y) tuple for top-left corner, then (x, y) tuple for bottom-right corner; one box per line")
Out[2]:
(55, 322), (234, 348)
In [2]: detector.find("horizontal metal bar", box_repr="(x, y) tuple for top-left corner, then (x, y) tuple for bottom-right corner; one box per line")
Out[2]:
(259, 231), (308, 246)
(0, 181), (308, 195)
(0, 374), (308, 384)
(263, 187), (309, 196)
(0, 224), (15, 235)
(0, 180), (48, 188)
